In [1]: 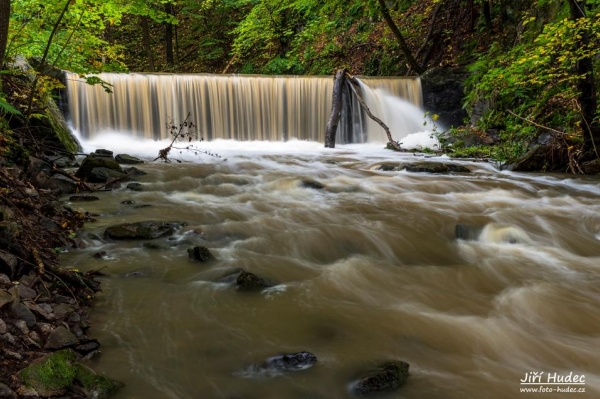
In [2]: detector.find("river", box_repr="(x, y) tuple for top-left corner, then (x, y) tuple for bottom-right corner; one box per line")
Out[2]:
(61, 137), (600, 399)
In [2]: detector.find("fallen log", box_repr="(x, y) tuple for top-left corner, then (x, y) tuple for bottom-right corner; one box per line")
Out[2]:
(325, 69), (346, 148)
(346, 75), (403, 151)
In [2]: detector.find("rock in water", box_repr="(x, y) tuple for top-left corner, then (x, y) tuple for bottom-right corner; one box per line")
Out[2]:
(403, 162), (470, 174)
(44, 326), (79, 349)
(115, 154), (145, 164)
(104, 221), (184, 240)
(455, 224), (483, 241)
(351, 361), (410, 395)
(236, 270), (273, 291)
(262, 351), (317, 371)
(187, 246), (215, 262)
(301, 179), (325, 190)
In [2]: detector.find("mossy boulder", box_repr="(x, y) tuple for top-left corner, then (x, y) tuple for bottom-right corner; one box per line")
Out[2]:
(75, 364), (123, 399)
(19, 350), (77, 396)
(18, 349), (122, 398)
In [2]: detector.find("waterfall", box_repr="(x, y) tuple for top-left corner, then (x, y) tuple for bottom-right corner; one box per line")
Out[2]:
(65, 73), (426, 143)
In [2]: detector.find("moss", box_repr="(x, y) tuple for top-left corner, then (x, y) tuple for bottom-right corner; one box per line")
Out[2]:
(19, 349), (77, 391)
(45, 98), (80, 154)
(75, 364), (122, 399)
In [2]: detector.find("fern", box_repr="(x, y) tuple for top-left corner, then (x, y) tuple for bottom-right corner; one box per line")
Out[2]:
(0, 96), (22, 116)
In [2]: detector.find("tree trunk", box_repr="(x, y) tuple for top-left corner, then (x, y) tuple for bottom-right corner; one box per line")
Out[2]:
(164, 3), (174, 66)
(568, 0), (599, 158)
(325, 69), (346, 148)
(376, 0), (424, 74)
(141, 16), (155, 72)
(0, 0), (10, 70)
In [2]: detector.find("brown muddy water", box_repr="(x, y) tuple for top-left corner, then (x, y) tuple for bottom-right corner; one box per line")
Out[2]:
(62, 141), (600, 399)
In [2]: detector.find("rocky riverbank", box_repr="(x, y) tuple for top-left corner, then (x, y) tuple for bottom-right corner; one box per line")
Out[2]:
(0, 148), (147, 398)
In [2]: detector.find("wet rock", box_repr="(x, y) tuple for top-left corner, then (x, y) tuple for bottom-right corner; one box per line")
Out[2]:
(12, 303), (36, 328)
(0, 383), (18, 399)
(67, 312), (81, 323)
(124, 166), (147, 176)
(187, 246), (215, 262)
(116, 154), (144, 164)
(15, 386), (37, 398)
(88, 167), (126, 183)
(124, 270), (150, 278)
(54, 295), (75, 305)
(421, 67), (468, 128)
(104, 220), (184, 240)
(455, 224), (483, 241)
(127, 182), (143, 191)
(0, 252), (18, 277)
(0, 318), (6, 334)
(94, 149), (114, 158)
(0, 274), (11, 286)
(235, 270), (273, 291)
(29, 331), (41, 345)
(75, 155), (123, 182)
(133, 204), (152, 209)
(27, 303), (55, 321)
(44, 326), (79, 349)
(36, 323), (53, 337)
(53, 303), (75, 321)
(301, 179), (325, 190)
(351, 361), (410, 395)
(375, 164), (400, 172)
(69, 195), (100, 202)
(121, 200), (135, 205)
(74, 339), (100, 355)
(93, 251), (108, 259)
(75, 363), (123, 399)
(18, 284), (37, 300)
(261, 351), (317, 372)
(4, 349), (22, 360)
(402, 162), (470, 174)
(2, 332), (16, 345)
(142, 242), (166, 250)
(15, 319), (29, 335)
(0, 290), (13, 308)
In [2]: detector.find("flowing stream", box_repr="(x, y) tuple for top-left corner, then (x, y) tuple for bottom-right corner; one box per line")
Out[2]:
(61, 138), (600, 399)
(61, 74), (600, 398)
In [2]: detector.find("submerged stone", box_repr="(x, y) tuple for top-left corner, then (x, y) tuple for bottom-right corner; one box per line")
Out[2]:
(351, 361), (410, 395)
(402, 162), (470, 174)
(455, 224), (483, 241)
(261, 351), (317, 372)
(69, 195), (100, 202)
(126, 182), (143, 191)
(301, 179), (325, 190)
(236, 270), (273, 291)
(104, 220), (184, 240)
(187, 246), (215, 262)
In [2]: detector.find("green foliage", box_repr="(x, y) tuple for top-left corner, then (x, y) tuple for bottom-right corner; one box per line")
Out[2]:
(464, 1), (600, 160)
(19, 350), (78, 391)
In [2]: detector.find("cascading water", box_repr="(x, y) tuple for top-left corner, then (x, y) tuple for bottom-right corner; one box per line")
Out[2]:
(65, 73), (426, 143)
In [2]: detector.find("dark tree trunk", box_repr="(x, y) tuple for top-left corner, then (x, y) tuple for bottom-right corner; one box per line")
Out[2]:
(164, 3), (174, 66)
(325, 69), (346, 148)
(0, 0), (10, 69)
(482, 0), (493, 32)
(568, 0), (600, 158)
(140, 16), (155, 72)
(376, 0), (424, 74)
